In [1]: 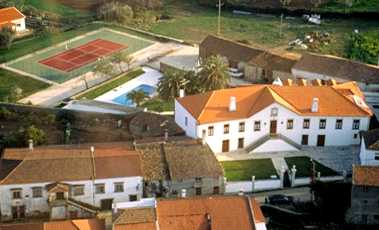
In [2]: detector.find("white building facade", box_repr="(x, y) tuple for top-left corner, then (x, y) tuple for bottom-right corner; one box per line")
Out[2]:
(175, 84), (372, 154)
(0, 7), (26, 32)
(359, 130), (379, 166)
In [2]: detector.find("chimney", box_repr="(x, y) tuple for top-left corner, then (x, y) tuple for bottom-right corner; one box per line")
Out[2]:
(311, 98), (319, 113)
(28, 139), (34, 151)
(181, 189), (187, 198)
(179, 89), (185, 98)
(229, 96), (236, 112)
(206, 213), (211, 230)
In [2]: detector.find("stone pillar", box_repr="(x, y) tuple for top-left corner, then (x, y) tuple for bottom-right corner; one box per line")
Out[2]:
(280, 166), (286, 188)
(317, 171), (321, 181)
(291, 165), (297, 187)
(251, 176), (256, 192)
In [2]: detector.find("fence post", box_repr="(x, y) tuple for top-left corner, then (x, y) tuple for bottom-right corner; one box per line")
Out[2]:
(251, 176), (255, 192)
(291, 165), (297, 187)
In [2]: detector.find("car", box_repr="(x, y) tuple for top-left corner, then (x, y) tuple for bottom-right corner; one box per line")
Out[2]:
(267, 194), (294, 205)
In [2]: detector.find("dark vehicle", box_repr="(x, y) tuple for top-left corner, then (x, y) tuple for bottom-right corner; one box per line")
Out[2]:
(268, 194), (294, 205)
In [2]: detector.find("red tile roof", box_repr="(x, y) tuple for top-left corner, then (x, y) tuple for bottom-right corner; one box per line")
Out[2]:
(0, 219), (104, 230)
(0, 7), (25, 24)
(177, 83), (372, 124)
(353, 165), (379, 187)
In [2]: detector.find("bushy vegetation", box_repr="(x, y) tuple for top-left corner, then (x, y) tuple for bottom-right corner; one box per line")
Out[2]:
(347, 31), (379, 65)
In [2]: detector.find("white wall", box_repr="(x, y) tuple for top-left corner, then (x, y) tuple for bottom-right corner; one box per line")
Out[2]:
(193, 102), (369, 153)
(175, 100), (198, 138)
(360, 138), (379, 166)
(12, 18), (26, 32)
(255, 223), (267, 230)
(0, 176), (143, 218)
(253, 139), (298, 153)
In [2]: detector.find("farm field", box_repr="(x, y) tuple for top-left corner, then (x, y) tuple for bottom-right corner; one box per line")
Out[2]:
(0, 69), (49, 102)
(6, 28), (154, 83)
(149, 0), (379, 57)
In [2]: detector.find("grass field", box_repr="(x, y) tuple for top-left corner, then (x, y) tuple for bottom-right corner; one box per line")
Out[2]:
(221, 159), (278, 181)
(0, 68), (49, 102)
(149, 0), (379, 57)
(285, 156), (339, 178)
(77, 68), (145, 100)
(7, 29), (154, 83)
(26, 0), (92, 16)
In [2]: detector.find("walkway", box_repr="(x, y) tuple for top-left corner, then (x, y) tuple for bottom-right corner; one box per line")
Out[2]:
(217, 146), (359, 174)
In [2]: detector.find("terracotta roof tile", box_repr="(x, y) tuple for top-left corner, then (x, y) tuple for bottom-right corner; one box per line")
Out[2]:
(353, 165), (379, 187)
(177, 84), (371, 125)
(361, 129), (379, 151)
(293, 53), (379, 84)
(1, 144), (143, 185)
(0, 219), (104, 230)
(156, 196), (263, 230)
(115, 208), (156, 225)
(0, 223), (43, 230)
(0, 7), (25, 24)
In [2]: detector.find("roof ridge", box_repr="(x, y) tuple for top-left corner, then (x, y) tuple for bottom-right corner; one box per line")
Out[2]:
(197, 91), (215, 122)
(0, 158), (25, 185)
(331, 87), (372, 116)
(267, 86), (300, 114)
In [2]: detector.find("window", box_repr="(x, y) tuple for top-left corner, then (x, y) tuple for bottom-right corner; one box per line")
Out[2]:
(271, 108), (278, 116)
(208, 126), (214, 136)
(319, 119), (326, 129)
(335, 119), (343, 129)
(56, 192), (64, 200)
(12, 189), (22, 200)
(301, 135), (308, 145)
(223, 124), (229, 134)
(238, 138), (244, 149)
(303, 119), (310, 129)
(287, 119), (294, 129)
(72, 185), (84, 196)
(353, 119), (360, 130)
(32, 187), (42, 198)
(184, 117), (188, 126)
(254, 121), (261, 131)
(95, 184), (105, 194)
(114, 182), (124, 193)
(195, 177), (202, 183)
(375, 153), (379, 161)
(213, 186), (220, 195)
(354, 133), (358, 139)
(195, 187), (202, 196)
(129, 195), (138, 201)
(239, 122), (245, 132)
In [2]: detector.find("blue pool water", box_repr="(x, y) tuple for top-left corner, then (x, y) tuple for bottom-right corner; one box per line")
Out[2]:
(112, 84), (157, 106)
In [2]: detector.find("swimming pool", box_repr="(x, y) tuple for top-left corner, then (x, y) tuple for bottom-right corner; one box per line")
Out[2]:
(112, 84), (157, 106)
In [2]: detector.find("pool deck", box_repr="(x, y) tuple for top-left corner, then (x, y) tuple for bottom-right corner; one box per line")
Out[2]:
(95, 66), (162, 105)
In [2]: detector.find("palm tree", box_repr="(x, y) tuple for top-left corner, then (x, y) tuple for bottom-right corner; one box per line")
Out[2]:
(184, 70), (202, 95)
(157, 69), (188, 100)
(198, 55), (230, 91)
(127, 90), (148, 107)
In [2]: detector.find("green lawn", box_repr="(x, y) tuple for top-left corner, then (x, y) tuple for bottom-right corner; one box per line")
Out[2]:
(142, 98), (174, 112)
(77, 68), (145, 100)
(320, 0), (379, 13)
(26, 0), (91, 16)
(285, 156), (339, 178)
(6, 28), (153, 83)
(148, 0), (379, 58)
(221, 158), (278, 181)
(0, 68), (49, 102)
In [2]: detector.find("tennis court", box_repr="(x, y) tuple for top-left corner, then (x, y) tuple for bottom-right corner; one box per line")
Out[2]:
(7, 28), (154, 83)
(39, 39), (127, 72)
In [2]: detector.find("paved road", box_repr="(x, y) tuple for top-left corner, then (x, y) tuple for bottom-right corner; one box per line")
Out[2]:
(252, 186), (312, 204)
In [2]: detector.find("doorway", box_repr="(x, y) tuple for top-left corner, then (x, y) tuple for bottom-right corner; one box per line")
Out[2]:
(317, 135), (325, 146)
(100, 199), (113, 210)
(270, 120), (277, 135)
(222, 140), (229, 152)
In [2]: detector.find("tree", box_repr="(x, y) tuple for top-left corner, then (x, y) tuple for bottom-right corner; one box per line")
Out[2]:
(112, 52), (134, 72)
(157, 70), (188, 100)
(97, 2), (134, 24)
(7, 86), (23, 102)
(0, 27), (15, 49)
(183, 70), (202, 95)
(24, 125), (47, 146)
(198, 55), (230, 91)
(347, 31), (379, 65)
(127, 90), (149, 106)
(94, 59), (114, 77)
